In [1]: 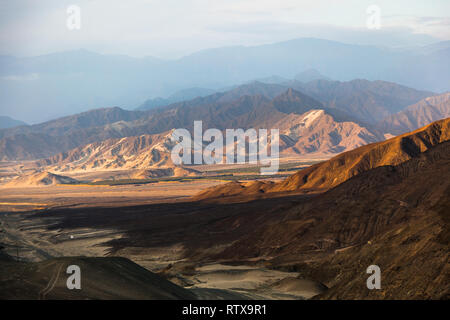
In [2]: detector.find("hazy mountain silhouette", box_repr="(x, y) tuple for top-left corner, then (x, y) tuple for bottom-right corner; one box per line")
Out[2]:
(0, 80), (438, 160)
(136, 87), (216, 111)
(0, 115), (26, 129)
(294, 69), (331, 82)
(291, 79), (434, 123)
(1, 38), (449, 123)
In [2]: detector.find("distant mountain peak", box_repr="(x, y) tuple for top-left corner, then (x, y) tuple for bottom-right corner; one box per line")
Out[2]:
(294, 69), (331, 83)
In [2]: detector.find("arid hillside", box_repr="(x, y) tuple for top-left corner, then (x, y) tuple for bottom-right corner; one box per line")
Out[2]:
(3, 120), (447, 299)
(275, 109), (381, 155)
(216, 140), (449, 299)
(195, 117), (450, 199)
(36, 131), (180, 173)
(0, 256), (196, 299)
(378, 92), (450, 135)
(0, 79), (430, 161)
(5, 171), (79, 187)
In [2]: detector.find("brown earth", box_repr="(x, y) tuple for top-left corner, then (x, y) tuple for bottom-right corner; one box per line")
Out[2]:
(0, 256), (196, 300)
(195, 117), (450, 199)
(1, 120), (448, 299)
(379, 92), (450, 135)
(5, 171), (79, 187)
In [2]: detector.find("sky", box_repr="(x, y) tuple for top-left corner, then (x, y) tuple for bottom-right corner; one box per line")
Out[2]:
(0, 0), (449, 58)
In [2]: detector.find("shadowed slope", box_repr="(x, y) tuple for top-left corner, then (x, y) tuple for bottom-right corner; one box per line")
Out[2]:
(0, 256), (196, 300)
(217, 140), (450, 299)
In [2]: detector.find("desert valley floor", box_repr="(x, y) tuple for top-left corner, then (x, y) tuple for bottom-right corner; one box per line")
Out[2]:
(0, 170), (327, 300)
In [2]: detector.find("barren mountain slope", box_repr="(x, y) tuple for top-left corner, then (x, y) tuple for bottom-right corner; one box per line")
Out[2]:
(195, 117), (450, 199)
(0, 256), (196, 300)
(217, 140), (450, 299)
(0, 79), (426, 160)
(276, 109), (381, 155)
(35, 130), (197, 176)
(378, 92), (450, 135)
(31, 107), (382, 179)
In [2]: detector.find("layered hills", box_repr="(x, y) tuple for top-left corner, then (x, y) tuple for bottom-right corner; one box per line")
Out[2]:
(378, 92), (450, 135)
(273, 117), (450, 191)
(3, 38), (448, 124)
(36, 131), (197, 177)
(3, 105), (376, 184)
(291, 79), (434, 123)
(187, 119), (450, 299)
(217, 136), (450, 299)
(5, 91), (385, 183)
(0, 79), (433, 161)
(4, 120), (447, 299)
(195, 117), (450, 198)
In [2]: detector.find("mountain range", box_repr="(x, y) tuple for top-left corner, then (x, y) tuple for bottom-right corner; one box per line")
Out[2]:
(195, 118), (450, 199)
(0, 79), (440, 163)
(13, 118), (447, 299)
(1, 38), (449, 124)
(34, 130), (197, 179)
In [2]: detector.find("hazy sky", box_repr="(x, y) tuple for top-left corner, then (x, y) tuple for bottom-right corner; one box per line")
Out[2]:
(1, 0), (449, 58)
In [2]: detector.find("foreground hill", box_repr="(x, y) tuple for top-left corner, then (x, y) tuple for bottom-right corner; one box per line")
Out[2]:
(0, 256), (196, 299)
(195, 117), (450, 199)
(273, 117), (450, 191)
(218, 139), (449, 299)
(378, 92), (450, 135)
